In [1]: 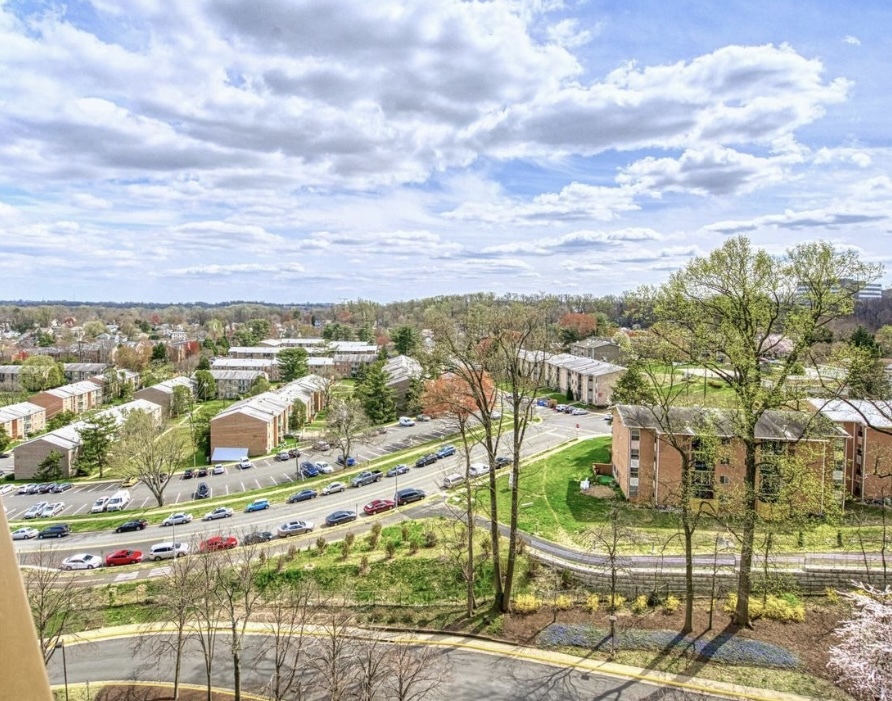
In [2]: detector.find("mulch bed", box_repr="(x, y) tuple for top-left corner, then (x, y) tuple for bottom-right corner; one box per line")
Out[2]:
(499, 601), (847, 682)
(96, 686), (240, 701)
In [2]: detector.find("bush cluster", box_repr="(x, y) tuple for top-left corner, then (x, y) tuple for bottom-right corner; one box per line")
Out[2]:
(662, 595), (681, 614)
(723, 593), (805, 623)
(512, 593), (542, 614)
(538, 623), (800, 668)
(553, 594), (574, 611)
(606, 593), (626, 612)
(630, 595), (649, 615)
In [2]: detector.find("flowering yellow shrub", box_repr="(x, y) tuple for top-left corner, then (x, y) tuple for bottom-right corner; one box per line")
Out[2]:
(512, 593), (542, 614)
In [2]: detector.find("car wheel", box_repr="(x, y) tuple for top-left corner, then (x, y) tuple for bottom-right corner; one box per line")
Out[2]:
(154, 556), (162, 561)
(88, 564), (96, 570)
(176, 552), (185, 558)
(64, 565), (72, 570)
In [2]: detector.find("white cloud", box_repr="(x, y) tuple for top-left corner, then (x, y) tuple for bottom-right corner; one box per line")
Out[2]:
(844, 35), (861, 46)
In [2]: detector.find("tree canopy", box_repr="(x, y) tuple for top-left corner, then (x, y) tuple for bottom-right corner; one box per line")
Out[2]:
(278, 347), (309, 382)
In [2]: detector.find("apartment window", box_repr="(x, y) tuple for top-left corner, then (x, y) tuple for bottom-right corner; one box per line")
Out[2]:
(719, 475), (730, 485)
(630, 428), (640, 442)
(629, 460), (639, 497)
(691, 438), (715, 499)
(630, 448), (640, 461)
(759, 463), (781, 503)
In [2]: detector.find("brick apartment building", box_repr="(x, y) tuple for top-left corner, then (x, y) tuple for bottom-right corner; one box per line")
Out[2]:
(29, 381), (103, 419)
(135, 376), (196, 417)
(0, 402), (46, 440)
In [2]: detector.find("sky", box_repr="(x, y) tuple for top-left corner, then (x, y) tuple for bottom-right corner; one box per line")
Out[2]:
(1, 0), (891, 304)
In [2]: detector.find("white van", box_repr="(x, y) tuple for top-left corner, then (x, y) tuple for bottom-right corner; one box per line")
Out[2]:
(105, 489), (131, 512)
(90, 496), (110, 513)
(442, 473), (466, 489)
(149, 542), (189, 561)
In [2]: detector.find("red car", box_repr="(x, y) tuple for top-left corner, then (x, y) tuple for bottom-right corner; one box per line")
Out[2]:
(105, 549), (143, 567)
(199, 535), (238, 553)
(363, 499), (396, 515)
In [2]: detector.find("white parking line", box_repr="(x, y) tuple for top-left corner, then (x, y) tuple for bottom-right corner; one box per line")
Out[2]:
(282, 474), (293, 482)
(148, 566), (172, 578)
(114, 572), (138, 582)
(139, 498), (151, 508)
(224, 485), (230, 495)
(254, 479), (262, 490)
(174, 493), (181, 504)
(240, 482), (246, 492)
(71, 504), (86, 515)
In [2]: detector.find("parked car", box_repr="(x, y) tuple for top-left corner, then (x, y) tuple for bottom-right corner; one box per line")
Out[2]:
(182, 469), (195, 480)
(416, 414), (431, 422)
(23, 502), (48, 519)
(555, 404), (567, 412)
(321, 481), (346, 496)
(287, 489), (318, 503)
(61, 553), (102, 571)
(25, 484), (41, 494)
(436, 444), (456, 458)
(242, 530), (274, 545)
(336, 455), (357, 467)
(40, 502), (65, 517)
(212, 464), (226, 475)
(90, 496), (110, 513)
(161, 512), (193, 527)
(245, 499), (270, 513)
(52, 482), (73, 493)
(325, 510), (357, 527)
(494, 456), (512, 469)
(237, 459), (254, 470)
(315, 461), (334, 474)
(193, 482), (211, 499)
(442, 474), (466, 489)
(37, 483), (55, 494)
(395, 488), (426, 506)
(0, 483), (13, 496)
(469, 463), (490, 477)
(363, 499), (396, 515)
(276, 520), (314, 537)
(149, 542), (189, 561)
(38, 524), (70, 539)
(105, 549), (143, 567)
(351, 470), (383, 487)
(11, 527), (39, 540)
(276, 451), (291, 461)
(386, 464), (410, 477)
(199, 535), (238, 552)
(571, 408), (588, 416)
(196, 467), (208, 478)
(299, 461), (320, 477)
(202, 506), (234, 521)
(115, 519), (148, 533)
(415, 454), (438, 467)
(313, 441), (331, 451)
(288, 447), (302, 458)
(17, 484), (35, 495)
(398, 416), (416, 427)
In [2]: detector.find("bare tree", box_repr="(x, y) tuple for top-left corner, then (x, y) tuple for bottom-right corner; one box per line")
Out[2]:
(190, 549), (222, 701)
(383, 642), (451, 701)
(310, 608), (357, 701)
(22, 546), (89, 664)
(134, 552), (197, 699)
(255, 580), (318, 701)
(325, 397), (370, 466)
(353, 634), (390, 701)
(111, 408), (191, 506)
(215, 540), (265, 701)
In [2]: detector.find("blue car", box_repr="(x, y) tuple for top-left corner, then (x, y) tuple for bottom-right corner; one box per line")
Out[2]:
(336, 455), (356, 467)
(386, 464), (410, 477)
(436, 444), (456, 458)
(287, 489), (318, 504)
(245, 499), (270, 513)
(299, 461), (320, 478)
(325, 510), (358, 527)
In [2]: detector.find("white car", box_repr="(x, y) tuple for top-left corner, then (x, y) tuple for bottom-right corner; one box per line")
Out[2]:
(149, 542), (190, 560)
(60, 553), (102, 571)
(17, 484), (35, 495)
(276, 520), (315, 537)
(202, 507), (234, 521)
(321, 481), (346, 496)
(469, 463), (490, 477)
(237, 459), (254, 470)
(315, 461), (334, 474)
(161, 512), (193, 527)
(11, 527), (39, 540)
(212, 464), (226, 475)
(90, 496), (110, 513)
(41, 502), (65, 518)
(23, 502), (48, 519)
(398, 416), (416, 427)
(571, 408), (588, 416)
(0, 484), (15, 496)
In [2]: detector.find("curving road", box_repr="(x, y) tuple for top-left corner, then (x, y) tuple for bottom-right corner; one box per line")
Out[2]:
(48, 632), (730, 701)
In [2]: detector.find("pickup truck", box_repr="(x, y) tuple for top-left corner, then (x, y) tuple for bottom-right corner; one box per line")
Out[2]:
(351, 470), (383, 488)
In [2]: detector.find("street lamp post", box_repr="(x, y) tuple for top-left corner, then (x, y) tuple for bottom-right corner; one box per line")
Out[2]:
(55, 641), (69, 701)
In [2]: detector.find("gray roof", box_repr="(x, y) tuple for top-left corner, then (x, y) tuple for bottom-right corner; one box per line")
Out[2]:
(0, 401), (45, 422)
(615, 404), (848, 441)
(383, 355), (423, 384)
(808, 398), (892, 429)
(208, 369), (266, 381)
(42, 381), (103, 399)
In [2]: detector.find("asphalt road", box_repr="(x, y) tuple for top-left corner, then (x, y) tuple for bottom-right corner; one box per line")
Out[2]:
(10, 407), (612, 571)
(48, 633), (726, 701)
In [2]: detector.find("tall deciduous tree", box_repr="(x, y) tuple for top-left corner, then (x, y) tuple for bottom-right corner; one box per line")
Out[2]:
(278, 347), (309, 382)
(0, 425), (10, 454)
(193, 369), (217, 402)
(649, 235), (880, 627)
(77, 412), (117, 478)
(355, 363), (396, 424)
(20, 356), (64, 392)
(325, 397), (369, 465)
(111, 409), (191, 506)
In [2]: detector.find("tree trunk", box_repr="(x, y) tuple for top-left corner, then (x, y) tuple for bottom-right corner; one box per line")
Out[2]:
(233, 647), (241, 701)
(466, 494), (476, 618)
(734, 446), (758, 628)
(501, 462), (521, 612)
(682, 520), (694, 635)
(173, 639), (183, 700)
(487, 470), (504, 610)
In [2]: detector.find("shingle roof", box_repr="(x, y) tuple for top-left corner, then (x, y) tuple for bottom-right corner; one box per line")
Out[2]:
(808, 398), (892, 428)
